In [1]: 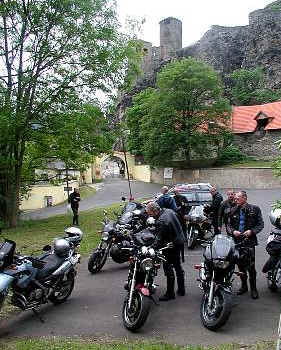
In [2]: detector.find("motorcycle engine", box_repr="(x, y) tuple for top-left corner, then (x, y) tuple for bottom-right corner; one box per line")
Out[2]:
(29, 288), (44, 301)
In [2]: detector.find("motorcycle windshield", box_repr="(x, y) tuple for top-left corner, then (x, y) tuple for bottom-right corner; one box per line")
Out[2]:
(204, 234), (235, 260)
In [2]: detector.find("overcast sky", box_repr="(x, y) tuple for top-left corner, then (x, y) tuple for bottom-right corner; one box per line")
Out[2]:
(117, 0), (276, 47)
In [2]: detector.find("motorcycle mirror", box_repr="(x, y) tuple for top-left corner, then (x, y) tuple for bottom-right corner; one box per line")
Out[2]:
(42, 244), (52, 252)
(121, 196), (126, 201)
(103, 210), (108, 216)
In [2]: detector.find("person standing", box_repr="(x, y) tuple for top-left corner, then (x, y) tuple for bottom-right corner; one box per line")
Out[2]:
(218, 189), (236, 234)
(146, 202), (186, 301)
(68, 188), (80, 226)
(227, 190), (264, 299)
(157, 186), (177, 211)
(173, 189), (191, 235)
(208, 186), (223, 235)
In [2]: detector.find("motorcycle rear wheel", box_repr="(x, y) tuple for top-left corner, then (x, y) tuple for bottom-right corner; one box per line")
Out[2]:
(49, 273), (75, 305)
(267, 270), (278, 292)
(88, 245), (108, 274)
(200, 289), (232, 331)
(122, 291), (151, 331)
(187, 226), (198, 250)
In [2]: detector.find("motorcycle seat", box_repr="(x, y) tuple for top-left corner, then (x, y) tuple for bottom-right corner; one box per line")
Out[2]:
(36, 253), (65, 280)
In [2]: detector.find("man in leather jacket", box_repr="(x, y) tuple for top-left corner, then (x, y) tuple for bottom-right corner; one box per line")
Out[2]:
(173, 189), (191, 236)
(146, 202), (185, 301)
(68, 188), (81, 225)
(218, 189), (236, 234)
(207, 187), (223, 235)
(227, 190), (264, 299)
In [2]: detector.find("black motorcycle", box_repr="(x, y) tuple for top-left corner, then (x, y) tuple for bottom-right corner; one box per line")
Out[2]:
(263, 232), (281, 292)
(88, 199), (146, 274)
(186, 205), (213, 249)
(194, 234), (243, 331)
(121, 229), (171, 331)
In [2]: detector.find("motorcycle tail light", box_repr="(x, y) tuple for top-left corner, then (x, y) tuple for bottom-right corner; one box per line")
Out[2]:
(129, 256), (134, 263)
(194, 264), (202, 270)
(155, 263), (161, 269)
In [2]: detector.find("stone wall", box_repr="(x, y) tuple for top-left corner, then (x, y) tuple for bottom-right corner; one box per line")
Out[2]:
(233, 129), (281, 160)
(151, 167), (281, 189)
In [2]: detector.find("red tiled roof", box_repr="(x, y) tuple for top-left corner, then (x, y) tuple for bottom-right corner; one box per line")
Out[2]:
(232, 100), (281, 133)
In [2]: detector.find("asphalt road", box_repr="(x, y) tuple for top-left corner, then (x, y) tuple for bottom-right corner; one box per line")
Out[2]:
(2, 181), (281, 346)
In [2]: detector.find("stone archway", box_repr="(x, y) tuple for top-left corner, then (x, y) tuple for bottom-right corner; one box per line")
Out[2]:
(100, 155), (125, 179)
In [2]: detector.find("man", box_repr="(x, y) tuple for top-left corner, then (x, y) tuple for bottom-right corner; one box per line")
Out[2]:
(227, 190), (264, 299)
(207, 186), (223, 235)
(68, 188), (81, 225)
(218, 189), (236, 234)
(157, 186), (177, 211)
(146, 202), (185, 301)
(173, 189), (191, 235)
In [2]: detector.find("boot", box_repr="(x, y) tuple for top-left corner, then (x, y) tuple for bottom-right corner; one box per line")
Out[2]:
(237, 275), (248, 295)
(159, 276), (175, 301)
(249, 276), (259, 300)
(176, 270), (186, 296)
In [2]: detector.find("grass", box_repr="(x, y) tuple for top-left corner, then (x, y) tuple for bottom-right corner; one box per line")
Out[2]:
(0, 339), (276, 350)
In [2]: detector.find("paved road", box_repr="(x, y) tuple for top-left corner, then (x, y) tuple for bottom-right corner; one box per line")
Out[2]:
(2, 184), (281, 346)
(21, 179), (162, 220)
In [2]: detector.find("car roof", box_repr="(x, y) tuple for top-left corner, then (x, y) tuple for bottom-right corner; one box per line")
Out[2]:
(169, 183), (212, 192)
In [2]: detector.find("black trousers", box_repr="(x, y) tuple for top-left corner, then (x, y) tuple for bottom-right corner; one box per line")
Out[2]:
(72, 207), (79, 225)
(237, 247), (256, 282)
(163, 245), (185, 293)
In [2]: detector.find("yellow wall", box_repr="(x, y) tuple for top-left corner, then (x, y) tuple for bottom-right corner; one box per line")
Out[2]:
(20, 181), (79, 210)
(133, 165), (151, 182)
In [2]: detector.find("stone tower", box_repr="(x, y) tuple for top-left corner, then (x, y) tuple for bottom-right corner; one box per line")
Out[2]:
(159, 17), (182, 59)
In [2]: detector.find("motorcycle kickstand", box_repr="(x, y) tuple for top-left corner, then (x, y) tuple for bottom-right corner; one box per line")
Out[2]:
(150, 295), (159, 306)
(32, 308), (45, 323)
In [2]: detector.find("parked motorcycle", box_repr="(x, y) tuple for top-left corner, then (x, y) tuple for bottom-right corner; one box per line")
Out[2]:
(0, 226), (82, 320)
(121, 228), (171, 331)
(194, 234), (243, 331)
(263, 231), (281, 292)
(186, 205), (213, 249)
(88, 199), (146, 274)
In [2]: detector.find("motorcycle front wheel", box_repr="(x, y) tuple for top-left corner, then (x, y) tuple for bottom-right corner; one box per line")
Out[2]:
(200, 289), (232, 331)
(187, 225), (198, 250)
(49, 272), (75, 305)
(88, 243), (108, 274)
(122, 291), (151, 331)
(267, 269), (278, 292)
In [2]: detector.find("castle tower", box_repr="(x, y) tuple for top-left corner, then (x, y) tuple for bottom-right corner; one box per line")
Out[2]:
(160, 17), (182, 59)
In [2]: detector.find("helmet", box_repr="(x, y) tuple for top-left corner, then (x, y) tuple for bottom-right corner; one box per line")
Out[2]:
(146, 216), (156, 231)
(269, 208), (281, 229)
(54, 238), (71, 257)
(64, 226), (83, 239)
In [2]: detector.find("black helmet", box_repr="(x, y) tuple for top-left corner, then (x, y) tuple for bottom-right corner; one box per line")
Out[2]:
(269, 209), (281, 229)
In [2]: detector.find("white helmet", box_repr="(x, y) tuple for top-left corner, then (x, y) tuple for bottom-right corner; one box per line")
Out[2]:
(54, 238), (71, 257)
(64, 226), (83, 239)
(269, 208), (281, 229)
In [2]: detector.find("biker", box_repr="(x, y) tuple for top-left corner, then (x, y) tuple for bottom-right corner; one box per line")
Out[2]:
(173, 189), (191, 235)
(146, 202), (186, 301)
(218, 189), (236, 234)
(205, 186), (223, 235)
(157, 186), (177, 211)
(227, 190), (264, 299)
(262, 208), (281, 274)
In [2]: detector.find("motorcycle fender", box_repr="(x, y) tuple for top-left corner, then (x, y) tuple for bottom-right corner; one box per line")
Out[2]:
(136, 284), (150, 296)
(216, 284), (232, 295)
(0, 273), (14, 294)
(52, 261), (72, 276)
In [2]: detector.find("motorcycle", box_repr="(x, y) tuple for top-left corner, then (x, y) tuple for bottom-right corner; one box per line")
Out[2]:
(194, 234), (243, 331)
(121, 228), (171, 331)
(0, 226), (82, 321)
(263, 231), (281, 292)
(88, 199), (146, 274)
(186, 205), (213, 249)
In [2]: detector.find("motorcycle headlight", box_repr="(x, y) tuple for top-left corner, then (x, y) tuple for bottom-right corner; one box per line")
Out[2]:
(148, 248), (155, 257)
(214, 259), (230, 269)
(141, 246), (148, 255)
(102, 232), (109, 241)
(140, 258), (154, 272)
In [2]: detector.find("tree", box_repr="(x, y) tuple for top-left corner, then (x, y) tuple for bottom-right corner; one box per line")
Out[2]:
(230, 67), (281, 106)
(126, 58), (231, 166)
(0, 0), (141, 227)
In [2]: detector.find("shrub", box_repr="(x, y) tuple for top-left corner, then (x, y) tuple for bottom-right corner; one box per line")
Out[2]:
(216, 145), (248, 165)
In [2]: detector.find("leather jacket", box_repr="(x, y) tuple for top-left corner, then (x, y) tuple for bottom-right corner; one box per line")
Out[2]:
(218, 199), (236, 227)
(153, 208), (185, 249)
(227, 203), (264, 246)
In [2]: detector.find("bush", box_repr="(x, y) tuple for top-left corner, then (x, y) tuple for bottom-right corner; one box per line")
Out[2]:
(216, 145), (248, 165)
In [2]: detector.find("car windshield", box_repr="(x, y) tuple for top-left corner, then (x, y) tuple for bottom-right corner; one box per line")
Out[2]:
(197, 192), (212, 202)
(181, 192), (197, 202)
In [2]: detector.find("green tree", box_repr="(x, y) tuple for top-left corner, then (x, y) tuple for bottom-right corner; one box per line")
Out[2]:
(126, 58), (231, 166)
(230, 67), (281, 106)
(0, 0), (141, 227)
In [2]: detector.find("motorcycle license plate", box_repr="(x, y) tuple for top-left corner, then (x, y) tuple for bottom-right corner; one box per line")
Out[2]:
(267, 235), (275, 244)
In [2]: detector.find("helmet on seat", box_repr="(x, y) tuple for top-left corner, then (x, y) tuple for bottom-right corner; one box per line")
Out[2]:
(269, 209), (281, 229)
(54, 238), (71, 257)
(64, 226), (83, 239)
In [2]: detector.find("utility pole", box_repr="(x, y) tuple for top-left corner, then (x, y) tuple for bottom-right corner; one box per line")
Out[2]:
(121, 138), (133, 200)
